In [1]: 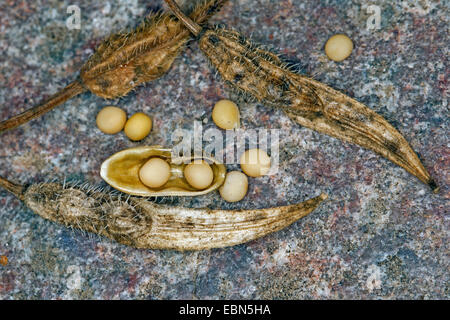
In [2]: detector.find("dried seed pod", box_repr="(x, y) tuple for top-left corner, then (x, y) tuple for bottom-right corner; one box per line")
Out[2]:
(100, 146), (226, 197)
(0, 176), (327, 251)
(165, 0), (437, 191)
(80, 0), (224, 99)
(0, 0), (228, 133)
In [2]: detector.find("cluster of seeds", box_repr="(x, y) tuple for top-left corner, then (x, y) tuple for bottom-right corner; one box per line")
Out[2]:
(204, 98), (271, 202)
(96, 106), (152, 141)
(138, 157), (214, 191)
(218, 148), (271, 202)
(116, 96), (273, 203)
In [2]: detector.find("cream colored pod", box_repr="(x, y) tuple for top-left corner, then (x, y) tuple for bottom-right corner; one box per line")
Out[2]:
(219, 171), (248, 202)
(100, 146), (227, 197)
(96, 106), (127, 134)
(212, 99), (240, 130)
(240, 149), (271, 177)
(325, 34), (353, 62)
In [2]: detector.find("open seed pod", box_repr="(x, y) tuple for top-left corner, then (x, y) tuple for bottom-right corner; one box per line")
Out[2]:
(100, 146), (226, 197)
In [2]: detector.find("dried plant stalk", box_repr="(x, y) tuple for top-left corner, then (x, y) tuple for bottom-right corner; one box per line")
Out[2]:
(0, 176), (327, 251)
(165, 0), (437, 191)
(0, 0), (228, 133)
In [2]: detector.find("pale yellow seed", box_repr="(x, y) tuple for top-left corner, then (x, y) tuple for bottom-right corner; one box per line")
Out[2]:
(212, 99), (240, 130)
(96, 106), (127, 134)
(124, 112), (152, 141)
(139, 157), (171, 189)
(325, 34), (354, 62)
(219, 171), (248, 202)
(240, 149), (271, 177)
(184, 160), (214, 190)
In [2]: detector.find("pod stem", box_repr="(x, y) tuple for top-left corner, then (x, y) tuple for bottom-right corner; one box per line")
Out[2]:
(165, 0), (203, 36)
(0, 80), (86, 133)
(0, 176), (24, 200)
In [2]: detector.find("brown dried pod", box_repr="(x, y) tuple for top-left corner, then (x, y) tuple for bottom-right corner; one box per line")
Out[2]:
(165, 0), (437, 192)
(0, 0), (228, 133)
(100, 145), (226, 197)
(0, 176), (327, 251)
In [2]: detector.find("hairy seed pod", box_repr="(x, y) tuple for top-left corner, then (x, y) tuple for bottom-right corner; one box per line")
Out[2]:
(165, 0), (437, 192)
(0, 0), (228, 133)
(101, 145), (226, 197)
(0, 176), (327, 251)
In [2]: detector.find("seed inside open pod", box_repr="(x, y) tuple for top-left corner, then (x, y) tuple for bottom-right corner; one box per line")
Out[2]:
(100, 146), (226, 197)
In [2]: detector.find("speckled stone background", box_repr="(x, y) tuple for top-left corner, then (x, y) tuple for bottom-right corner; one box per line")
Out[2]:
(0, 0), (448, 299)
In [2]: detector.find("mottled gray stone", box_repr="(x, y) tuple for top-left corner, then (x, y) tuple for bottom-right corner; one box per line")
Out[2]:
(0, 0), (448, 299)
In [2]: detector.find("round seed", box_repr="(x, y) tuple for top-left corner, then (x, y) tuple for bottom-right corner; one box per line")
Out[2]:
(124, 112), (152, 141)
(96, 106), (127, 134)
(240, 149), (271, 177)
(184, 160), (214, 190)
(139, 157), (171, 188)
(219, 171), (248, 202)
(325, 34), (353, 62)
(212, 99), (240, 130)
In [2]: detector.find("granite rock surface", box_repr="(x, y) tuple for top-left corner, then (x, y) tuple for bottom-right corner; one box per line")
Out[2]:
(0, 0), (448, 299)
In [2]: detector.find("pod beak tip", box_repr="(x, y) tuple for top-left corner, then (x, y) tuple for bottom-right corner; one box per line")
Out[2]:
(428, 180), (439, 194)
(319, 193), (329, 201)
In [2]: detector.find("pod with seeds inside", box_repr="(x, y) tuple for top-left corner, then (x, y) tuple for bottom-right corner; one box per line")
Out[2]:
(0, 0), (228, 133)
(100, 145), (226, 197)
(0, 176), (327, 251)
(164, 0), (437, 192)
